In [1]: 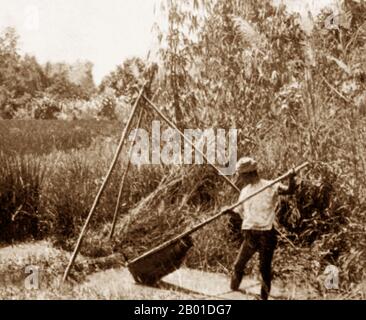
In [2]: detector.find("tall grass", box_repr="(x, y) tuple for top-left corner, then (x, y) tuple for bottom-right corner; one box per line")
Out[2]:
(0, 153), (45, 242)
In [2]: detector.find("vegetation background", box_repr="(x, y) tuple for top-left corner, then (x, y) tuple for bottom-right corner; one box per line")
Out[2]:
(0, 0), (365, 299)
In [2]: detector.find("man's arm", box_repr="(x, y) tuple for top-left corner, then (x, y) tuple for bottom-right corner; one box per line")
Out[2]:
(278, 169), (297, 195)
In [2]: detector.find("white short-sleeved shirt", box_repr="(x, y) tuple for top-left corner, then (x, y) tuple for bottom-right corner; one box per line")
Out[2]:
(234, 179), (284, 231)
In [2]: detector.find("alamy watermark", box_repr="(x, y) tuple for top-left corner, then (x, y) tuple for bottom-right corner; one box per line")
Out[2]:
(128, 121), (238, 176)
(24, 265), (40, 290)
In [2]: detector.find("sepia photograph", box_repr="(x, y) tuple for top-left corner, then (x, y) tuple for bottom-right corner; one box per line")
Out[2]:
(0, 0), (365, 304)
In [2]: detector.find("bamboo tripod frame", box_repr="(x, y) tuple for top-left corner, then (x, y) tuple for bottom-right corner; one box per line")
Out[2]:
(62, 86), (146, 282)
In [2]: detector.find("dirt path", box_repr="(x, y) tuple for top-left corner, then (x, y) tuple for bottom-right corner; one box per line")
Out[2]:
(0, 241), (314, 300)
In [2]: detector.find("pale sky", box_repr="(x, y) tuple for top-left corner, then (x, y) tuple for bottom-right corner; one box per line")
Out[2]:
(0, 0), (336, 85)
(0, 0), (158, 84)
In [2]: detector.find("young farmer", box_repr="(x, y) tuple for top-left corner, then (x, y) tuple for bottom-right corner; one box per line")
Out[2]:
(224, 157), (296, 300)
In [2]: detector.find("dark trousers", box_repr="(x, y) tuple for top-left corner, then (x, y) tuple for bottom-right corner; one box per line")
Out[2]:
(231, 229), (277, 300)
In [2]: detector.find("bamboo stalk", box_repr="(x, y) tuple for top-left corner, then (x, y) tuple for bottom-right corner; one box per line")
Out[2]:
(109, 107), (145, 240)
(62, 86), (146, 283)
(128, 162), (309, 265)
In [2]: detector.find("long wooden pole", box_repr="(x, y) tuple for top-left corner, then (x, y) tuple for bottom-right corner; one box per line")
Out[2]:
(109, 107), (145, 240)
(128, 162), (309, 265)
(141, 95), (241, 193)
(62, 86), (145, 283)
